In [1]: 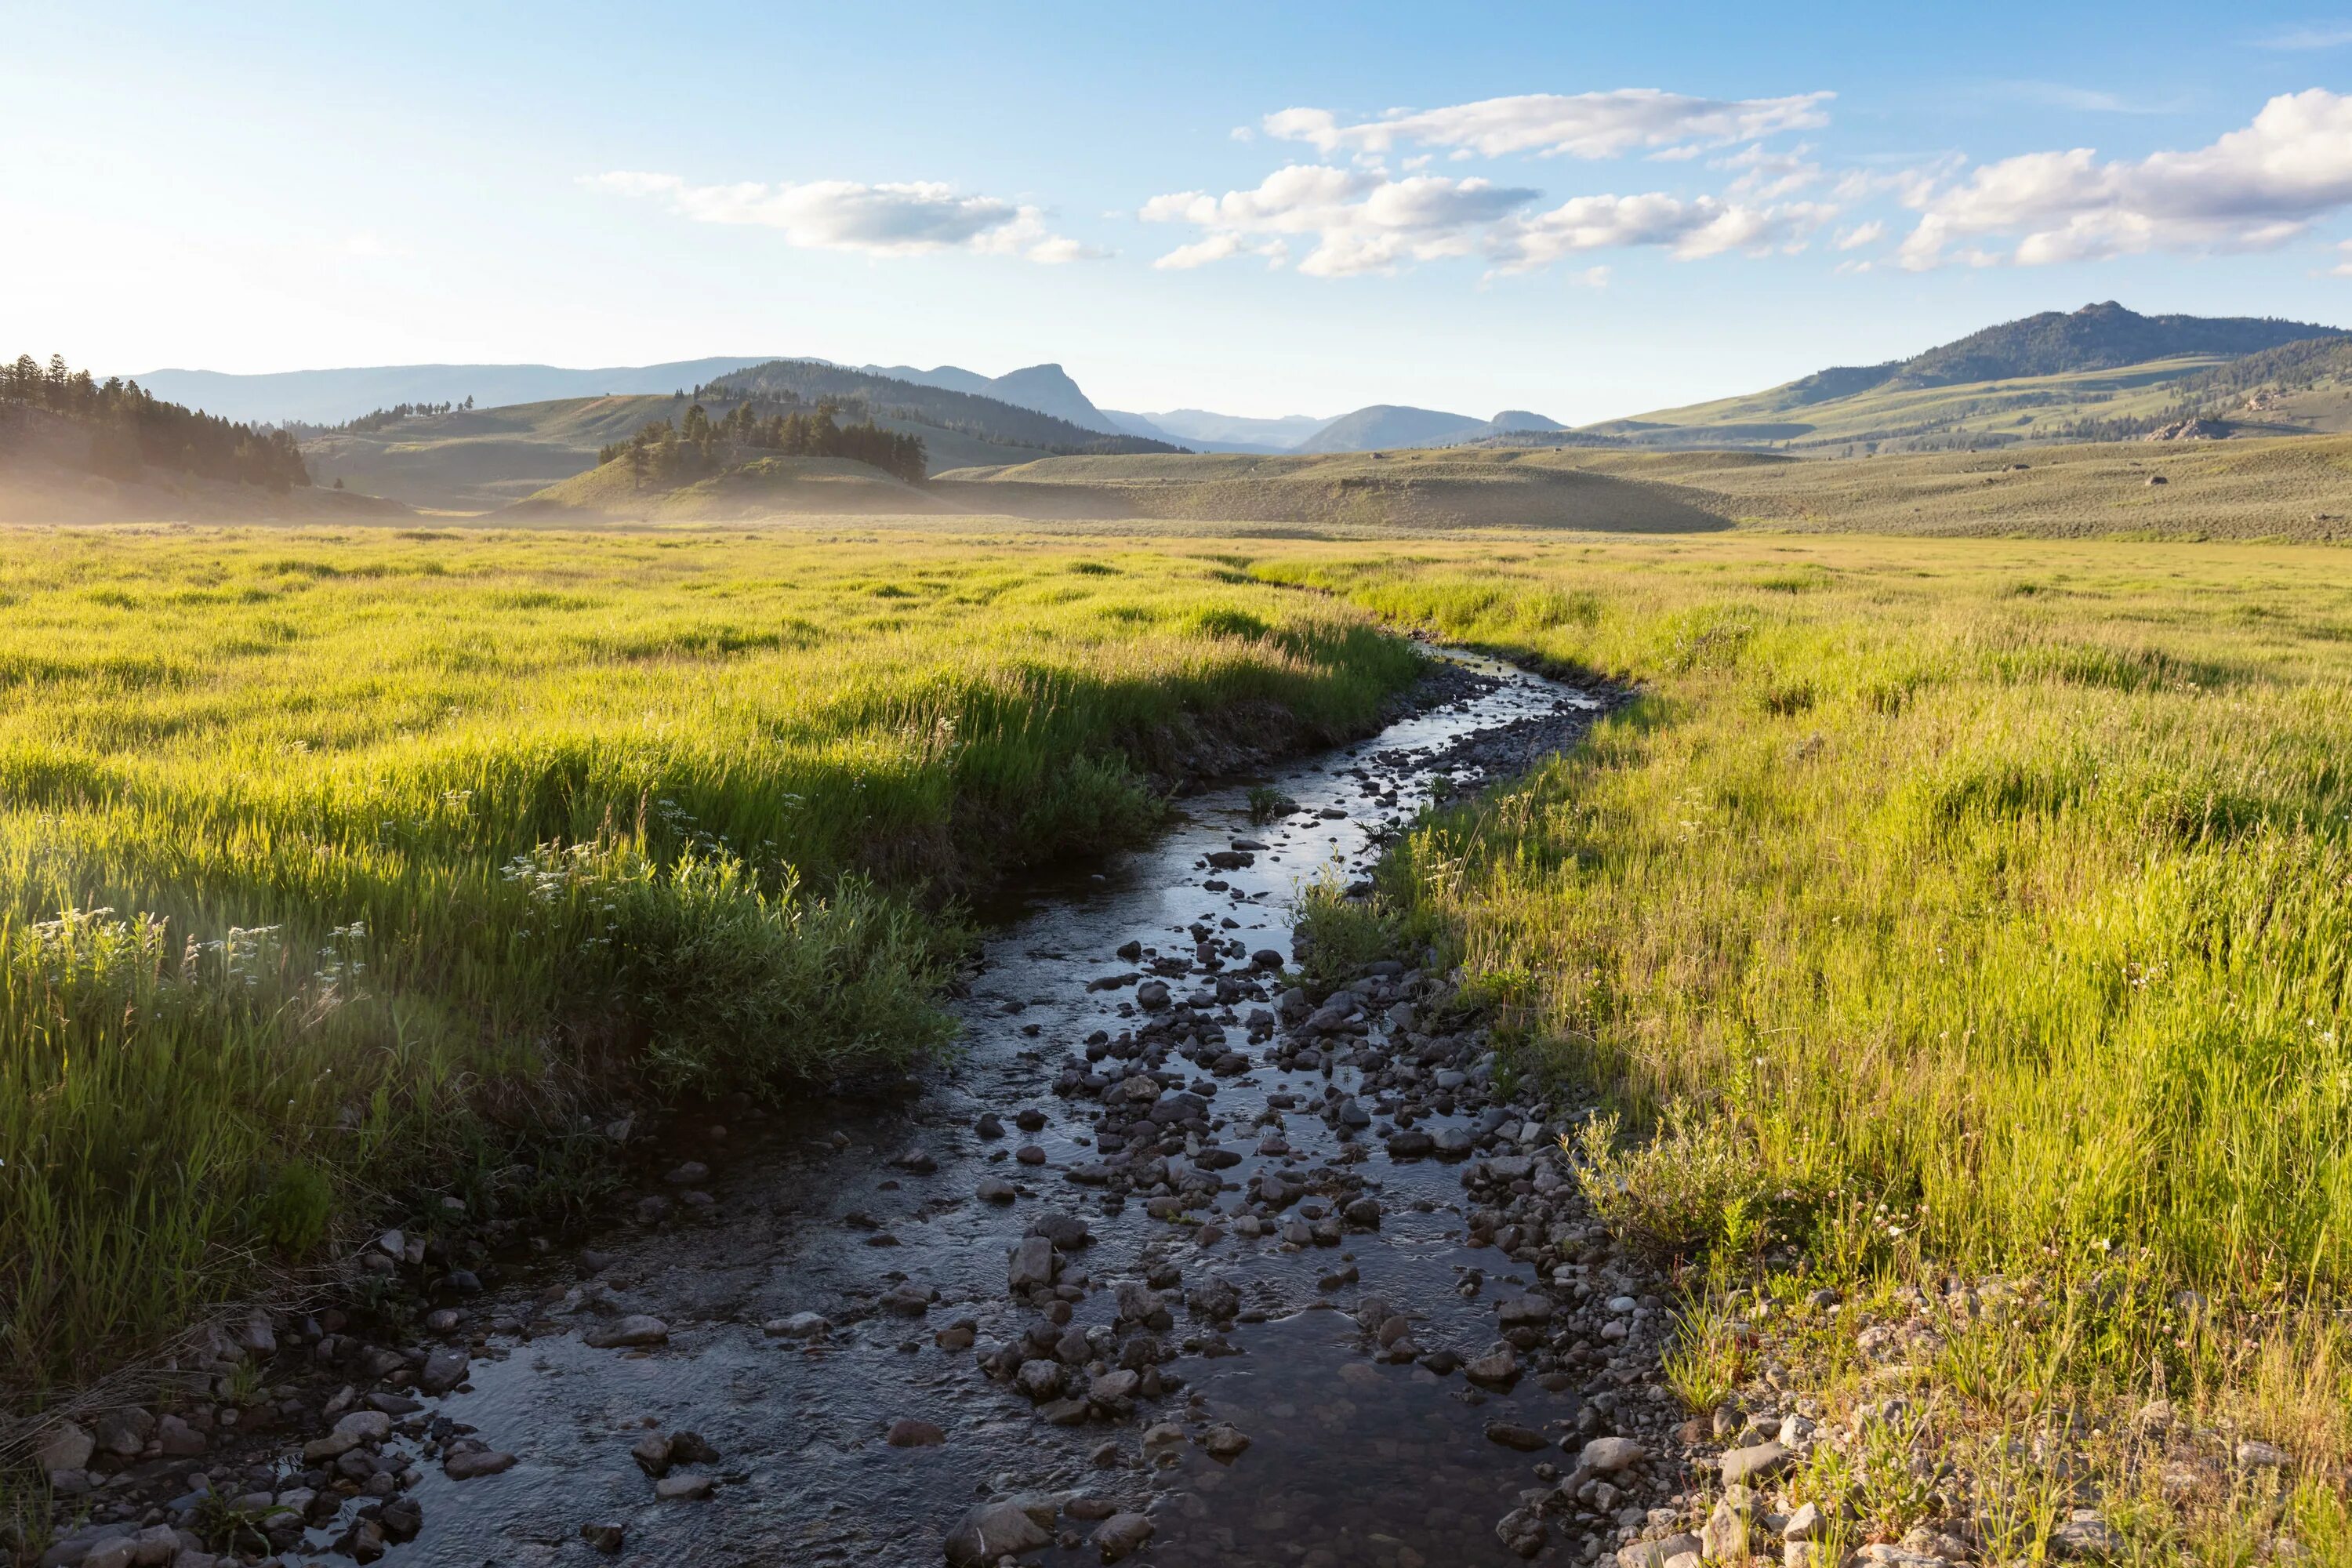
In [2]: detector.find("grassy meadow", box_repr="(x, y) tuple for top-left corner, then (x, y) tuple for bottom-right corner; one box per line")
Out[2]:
(1269, 534), (2352, 1559)
(5, 499), (2350, 1561)
(0, 525), (1420, 1395)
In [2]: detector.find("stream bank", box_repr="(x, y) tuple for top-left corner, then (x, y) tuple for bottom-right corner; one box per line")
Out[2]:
(23, 650), (1741, 1568)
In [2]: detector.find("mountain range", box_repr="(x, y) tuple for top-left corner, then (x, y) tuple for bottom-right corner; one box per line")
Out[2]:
(115, 299), (2352, 476)
(128, 356), (1563, 456)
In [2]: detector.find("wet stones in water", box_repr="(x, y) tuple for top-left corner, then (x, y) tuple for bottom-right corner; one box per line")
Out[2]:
(1116, 939), (1143, 961)
(974, 1112), (1004, 1139)
(580, 1522), (626, 1555)
(442, 1446), (517, 1480)
(893, 1146), (939, 1174)
(1185, 1276), (1240, 1320)
(935, 1317), (978, 1351)
(1027, 1211), (1091, 1249)
(583, 1314), (669, 1349)
(419, 1346), (468, 1396)
(654, 1473), (714, 1501)
(763, 1312), (829, 1339)
(886, 1418), (946, 1447)
(1485, 1421), (1547, 1451)
(977, 1175), (1018, 1203)
(1135, 981), (1171, 1011)
(1385, 1129), (1434, 1159)
(1015, 1145), (1047, 1165)
(1250, 948), (1283, 970)
(1197, 1423), (1250, 1460)
(1008, 1235), (1060, 1293)
(944, 1499), (1053, 1566)
(1464, 1345), (1520, 1388)
(880, 1282), (937, 1316)
(1015, 1108), (1048, 1131)
(1093, 1512), (1155, 1563)
(1204, 850), (1254, 870)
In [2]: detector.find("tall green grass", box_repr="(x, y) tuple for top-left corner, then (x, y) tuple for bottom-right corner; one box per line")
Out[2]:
(1256, 535), (2352, 1543)
(0, 527), (1421, 1395)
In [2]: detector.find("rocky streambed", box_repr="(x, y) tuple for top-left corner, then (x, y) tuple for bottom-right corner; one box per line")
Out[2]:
(22, 652), (1762, 1568)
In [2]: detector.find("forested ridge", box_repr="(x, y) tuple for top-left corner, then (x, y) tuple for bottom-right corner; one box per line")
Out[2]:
(598, 400), (928, 484)
(705, 359), (1181, 456)
(2, 353), (309, 488)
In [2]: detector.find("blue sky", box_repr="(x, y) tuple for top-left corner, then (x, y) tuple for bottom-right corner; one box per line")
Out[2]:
(7, 0), (2352, 422)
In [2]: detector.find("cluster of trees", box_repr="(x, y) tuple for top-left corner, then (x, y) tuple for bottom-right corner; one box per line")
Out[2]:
(2, 353), (309, 489)
(296, 397), (473, 437)
(599, 401), (927, 485)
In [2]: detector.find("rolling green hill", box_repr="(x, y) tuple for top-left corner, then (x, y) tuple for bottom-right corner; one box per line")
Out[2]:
(302, 392), (1062, 512)
(511, 452), (954, 521)
(934, 448), (1734, 532)
(1588, 301), (2350, 454)
(935, 435), (2352, 541)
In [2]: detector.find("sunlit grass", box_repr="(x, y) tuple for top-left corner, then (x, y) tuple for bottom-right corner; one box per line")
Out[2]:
(0, 524), (1422, 1395)
(1254, 532), (2352, 1555)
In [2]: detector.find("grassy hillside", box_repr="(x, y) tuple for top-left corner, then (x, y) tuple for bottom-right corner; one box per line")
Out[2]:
(1589, 356), (2237, 451)
(0, 527), (1422, 1392)
(937, 448), (1734, 532)
(1266, 533), (2352, 1561)
(514, 452), (957, 520)
(0, 405), (401, 524)
(303, 394), (1044, 512)
(1591, 302), (2350, 453)
(939, 437), (2352, 541)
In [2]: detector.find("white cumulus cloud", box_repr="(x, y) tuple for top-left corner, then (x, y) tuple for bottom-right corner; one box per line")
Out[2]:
(1896, 89), (2352, 269)
(584, 171), (1101, 263)
(1263, 89), (1832, 161)
(1138, 165), (1541, 277)
(1488, 194), (1831, 270)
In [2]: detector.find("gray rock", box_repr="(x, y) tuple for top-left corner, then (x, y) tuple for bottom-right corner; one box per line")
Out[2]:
(1719, 1439), (1789, 1486)
(580, 1522), (626, 1554)
(2052, 1509), (2125, 1560)
(887, 1418), (946, 1447)
(93, 1407), (154, 1458)
(443, 1449), (517, 1480)
(1465, 1345), (1520, 1388)
(945, 1500), (1052, 1566)
(36, 1422), (95, 1472)
(419, 1348), (468, 1396)
(654, 1472), (713, 1501)
(1617, 1533), (1702, 1568)
(1199, 1423), (1250, 1459)
(1008, 1236), (1058, 1292)
(1579, 1435), (1643, 1472)
(1091, 1512), (1155, 1563)
(764, 1312), (829, 1339)
(583, 1314), (669, 1348)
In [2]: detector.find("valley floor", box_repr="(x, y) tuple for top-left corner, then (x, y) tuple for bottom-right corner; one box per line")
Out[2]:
(2, 520), (2346, 1568)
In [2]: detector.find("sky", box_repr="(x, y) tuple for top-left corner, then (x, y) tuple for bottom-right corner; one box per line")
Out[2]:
(7, 0), (2352, 423)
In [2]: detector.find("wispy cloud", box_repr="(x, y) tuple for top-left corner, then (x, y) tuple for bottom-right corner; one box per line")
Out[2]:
(583, 172), (1102, 263)
(1261, 89), (1833, 162)
(1990, 80), (2184, 114)
(2251, 20), (2352, 48)
(1897, 89), (2352, 268)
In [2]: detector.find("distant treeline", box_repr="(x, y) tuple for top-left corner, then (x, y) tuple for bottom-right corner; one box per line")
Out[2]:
(2, 353), (309, 489)
(287, 398), (475, 438)
(600, 401), (927, 485)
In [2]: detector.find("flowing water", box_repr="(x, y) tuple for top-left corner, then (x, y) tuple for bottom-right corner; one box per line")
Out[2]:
(358, 652), (1606, 1568)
